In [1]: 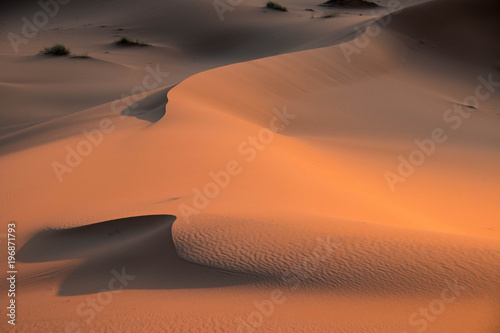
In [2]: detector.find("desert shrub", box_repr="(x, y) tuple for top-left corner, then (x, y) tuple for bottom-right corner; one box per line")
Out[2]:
(71, 53), (90, 59)
(115, 37), (150, 46)
(40, 44), (70, 56)
(266, 1), (287, 11)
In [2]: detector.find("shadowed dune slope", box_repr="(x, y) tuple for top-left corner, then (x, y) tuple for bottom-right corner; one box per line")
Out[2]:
(17, 215), (263, 296)
(388, 0), (500, 64)
(1, 0), (499, 332)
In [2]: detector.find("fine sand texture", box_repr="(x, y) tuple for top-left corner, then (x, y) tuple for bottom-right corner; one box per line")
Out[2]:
(1, 0), (499, 332)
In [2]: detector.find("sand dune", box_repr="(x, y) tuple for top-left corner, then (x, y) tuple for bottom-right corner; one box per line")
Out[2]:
(18, 215), (261, 296)
(175, 214), (500, 294)
(1, 0), (499, 332)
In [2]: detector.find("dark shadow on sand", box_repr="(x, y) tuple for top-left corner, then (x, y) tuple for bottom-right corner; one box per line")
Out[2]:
(18, 215), (263, 296)
(121, 85), (176, 123)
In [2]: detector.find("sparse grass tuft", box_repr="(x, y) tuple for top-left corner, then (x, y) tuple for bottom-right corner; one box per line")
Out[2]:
(115, 36), (150, 46)
(40, 44), (70, 56)
(266, 1), (287, 11)
(71, 53), (90, 59)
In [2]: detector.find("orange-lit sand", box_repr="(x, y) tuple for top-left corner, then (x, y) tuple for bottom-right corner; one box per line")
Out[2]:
(1, 0), (499, 332)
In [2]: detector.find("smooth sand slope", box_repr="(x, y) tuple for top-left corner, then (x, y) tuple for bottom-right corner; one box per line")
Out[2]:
(1, 0), (499, 332)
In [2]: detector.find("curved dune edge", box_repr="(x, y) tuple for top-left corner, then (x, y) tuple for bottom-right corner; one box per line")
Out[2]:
(15, 215), (264, 296)
(0, 0), (390, 138)
(1, 0), (500, 332)
(162, 26), (498, 238)
(0, 84), (174, 156)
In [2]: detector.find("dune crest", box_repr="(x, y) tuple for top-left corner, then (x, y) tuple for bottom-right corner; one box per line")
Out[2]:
(1, 0), (499, 332)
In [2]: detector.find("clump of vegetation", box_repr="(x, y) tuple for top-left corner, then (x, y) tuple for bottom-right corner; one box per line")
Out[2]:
(39, 44), (70, 56)
(322, 10), (339, 18)
(71, 53), (90, 59)
(266, 1), (287, 11)
(115, 36), (150, 46)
